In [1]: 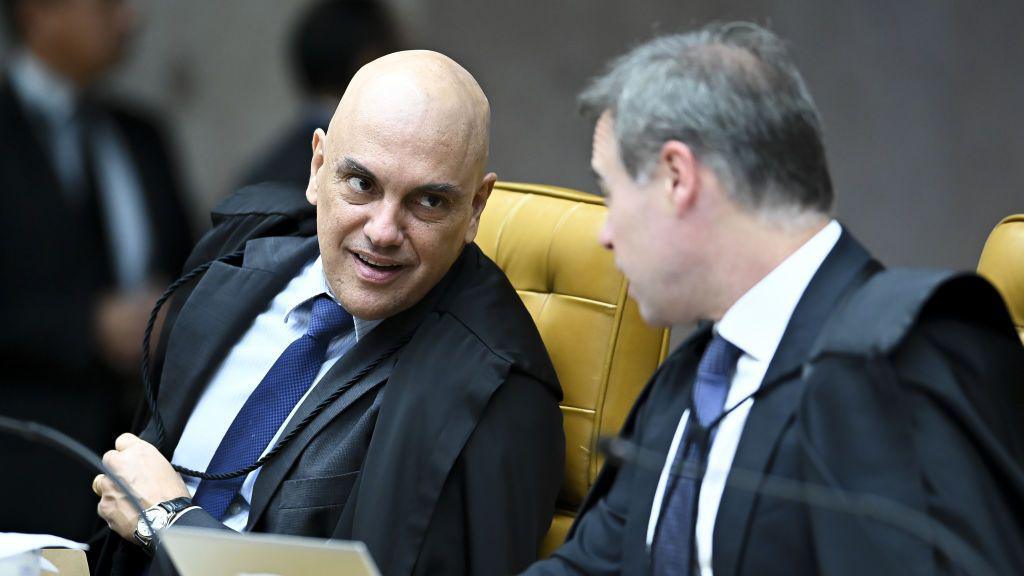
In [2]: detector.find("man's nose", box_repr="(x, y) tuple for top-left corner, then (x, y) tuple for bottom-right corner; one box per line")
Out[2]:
(364, 200), (405, 248)
(598, 218), (614, 251)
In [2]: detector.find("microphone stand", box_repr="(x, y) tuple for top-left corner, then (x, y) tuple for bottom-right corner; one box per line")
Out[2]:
(0, 416), (155, 545)
(598, 436), (998, 576)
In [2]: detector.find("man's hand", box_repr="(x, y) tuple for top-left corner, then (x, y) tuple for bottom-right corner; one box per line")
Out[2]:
(94, 433), (190, 540)
(94, 285), (164, 376)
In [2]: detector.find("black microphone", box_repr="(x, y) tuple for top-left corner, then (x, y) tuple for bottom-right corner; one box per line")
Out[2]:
(596, 434), (998, 576)
(0, 416), (155, 545)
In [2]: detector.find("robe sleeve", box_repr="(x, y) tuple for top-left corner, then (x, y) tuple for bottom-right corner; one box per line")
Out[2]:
(146, 509), (235, 576)
(523, 460), (637, 576)
(521, 387), (656, 576)
(414, 371), (564, 575)
(798, 315), (1024, 576)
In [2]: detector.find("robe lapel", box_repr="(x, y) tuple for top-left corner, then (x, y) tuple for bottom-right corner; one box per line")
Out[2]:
(243, 247), (463, 528)
(246, 310), (426, 528)
(712, 230), (879, 576)
(152, 236), (318, 454)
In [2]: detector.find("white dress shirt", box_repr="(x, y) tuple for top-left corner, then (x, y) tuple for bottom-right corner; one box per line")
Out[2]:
(646, 220), (842, 576)
(171, 256), (381, 531)
(8, 51), (152, 288)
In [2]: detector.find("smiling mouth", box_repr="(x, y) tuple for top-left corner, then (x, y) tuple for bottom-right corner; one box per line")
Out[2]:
(354, 251), (403, 270)
(350, 250), (407, 284)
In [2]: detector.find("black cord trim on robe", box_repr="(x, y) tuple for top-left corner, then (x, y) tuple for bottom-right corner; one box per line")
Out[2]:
(600, 434), (997, 576)
(141, 249), (246, 449)
(598, 350), (999, 576)
(139, 248), (409, 482)
(170, 337), (408, 481)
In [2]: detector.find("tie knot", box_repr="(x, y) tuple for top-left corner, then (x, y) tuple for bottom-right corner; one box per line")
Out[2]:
(698, 333), (742, 379)
(306, 295), (352, 340)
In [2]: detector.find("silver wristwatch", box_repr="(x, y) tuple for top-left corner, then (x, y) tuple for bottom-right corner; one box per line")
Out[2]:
(133, 497), (194, 553)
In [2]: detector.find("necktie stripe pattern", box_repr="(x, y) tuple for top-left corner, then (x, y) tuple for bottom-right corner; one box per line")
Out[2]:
(653, 333), (742, 576)
(192, 295), (352, 520)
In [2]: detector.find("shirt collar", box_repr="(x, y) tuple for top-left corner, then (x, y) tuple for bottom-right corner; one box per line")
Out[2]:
(8, 50), (77, 124)
(283, 256), (382, 341)
(715, 220), (842, 363)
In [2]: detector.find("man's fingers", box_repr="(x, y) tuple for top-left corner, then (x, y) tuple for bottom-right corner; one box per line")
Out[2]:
(94, 473), (121, 497)
(102, 449), (119, 469)
(115, 433), (141, 451)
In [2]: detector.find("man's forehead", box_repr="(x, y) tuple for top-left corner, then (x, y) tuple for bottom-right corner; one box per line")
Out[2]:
(328, 145), (470, 194)
(340, 74), (433, 125)
(329, 94), (474, 160)
(331, 58), (482, 143)
(325, 120), (479, 191)
(325, 51), (490, 184)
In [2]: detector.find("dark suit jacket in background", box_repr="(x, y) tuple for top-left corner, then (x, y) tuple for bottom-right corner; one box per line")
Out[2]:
(0, 77), (194, 540)
(524, 230), (1024, 576)
(93, 185), (565, 576)
(236, 109), (330, 191)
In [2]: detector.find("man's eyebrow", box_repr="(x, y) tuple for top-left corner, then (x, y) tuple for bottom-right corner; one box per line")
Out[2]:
(412, 182), (462, 197)
(337, 157), (376, 179)
(337, 156), (461, 196)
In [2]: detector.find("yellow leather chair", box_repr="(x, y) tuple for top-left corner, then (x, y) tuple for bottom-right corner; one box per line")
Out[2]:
(476, 182), (670, 556)
(977, 215), (1024, 344)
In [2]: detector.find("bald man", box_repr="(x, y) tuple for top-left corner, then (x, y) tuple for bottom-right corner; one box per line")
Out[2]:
(90, 51), (564, 576)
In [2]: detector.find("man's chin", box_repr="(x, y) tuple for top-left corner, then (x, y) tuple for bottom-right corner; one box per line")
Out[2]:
(339, 300), (395, 321)
(637, 307), (672, 329)
(337, 288), (413, 321)
(634, 297), (680, 329)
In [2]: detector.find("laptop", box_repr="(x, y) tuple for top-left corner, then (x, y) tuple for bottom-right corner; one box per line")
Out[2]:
(162, 526), (380, 576)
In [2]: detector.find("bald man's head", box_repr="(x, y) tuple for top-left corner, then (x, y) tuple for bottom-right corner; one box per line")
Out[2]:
(305, 50), (498, 320)
(332, 50), (491, 184)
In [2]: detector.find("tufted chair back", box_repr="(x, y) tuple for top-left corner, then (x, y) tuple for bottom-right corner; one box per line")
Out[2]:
(977, 214), (1024, 344)
(475, 182), (670, 555)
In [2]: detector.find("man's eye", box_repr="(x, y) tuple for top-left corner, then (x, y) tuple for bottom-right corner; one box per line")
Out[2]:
(346, 176), (373, 192)
(416, 194), (445, 209)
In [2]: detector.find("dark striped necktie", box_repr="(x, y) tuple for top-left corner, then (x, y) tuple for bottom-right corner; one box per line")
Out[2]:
(652, 333), (742, 576)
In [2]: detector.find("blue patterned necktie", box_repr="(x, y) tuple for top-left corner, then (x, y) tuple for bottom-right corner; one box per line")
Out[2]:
(652, 333), (742, 576)
(192, 294), (352, 520)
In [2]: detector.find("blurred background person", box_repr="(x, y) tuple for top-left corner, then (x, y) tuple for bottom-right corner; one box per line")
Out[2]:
(236, 0), (400, 191)
(0, 0), (194, 540)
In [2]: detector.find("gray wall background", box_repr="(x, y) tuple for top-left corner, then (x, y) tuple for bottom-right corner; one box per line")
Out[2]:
(3, 0), (1021, 271)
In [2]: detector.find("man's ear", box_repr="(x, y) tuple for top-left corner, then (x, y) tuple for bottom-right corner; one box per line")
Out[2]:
(464, 172), (497, 244)
(305, 128), (327, 205)
(660, 140), (699, 217)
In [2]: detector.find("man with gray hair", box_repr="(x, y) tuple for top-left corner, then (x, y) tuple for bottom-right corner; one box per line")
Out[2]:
(523, 22), (1024, 576)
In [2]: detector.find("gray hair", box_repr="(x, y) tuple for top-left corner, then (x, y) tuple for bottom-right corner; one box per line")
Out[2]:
(580, 22), (834, 216)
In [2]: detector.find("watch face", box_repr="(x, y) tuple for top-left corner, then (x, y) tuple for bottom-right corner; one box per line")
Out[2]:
(139, 507), (169, 538)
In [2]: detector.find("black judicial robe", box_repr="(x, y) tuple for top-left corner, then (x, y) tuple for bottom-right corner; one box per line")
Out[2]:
(526, 231), (1024, 576)
(92, 184), (565, 576)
